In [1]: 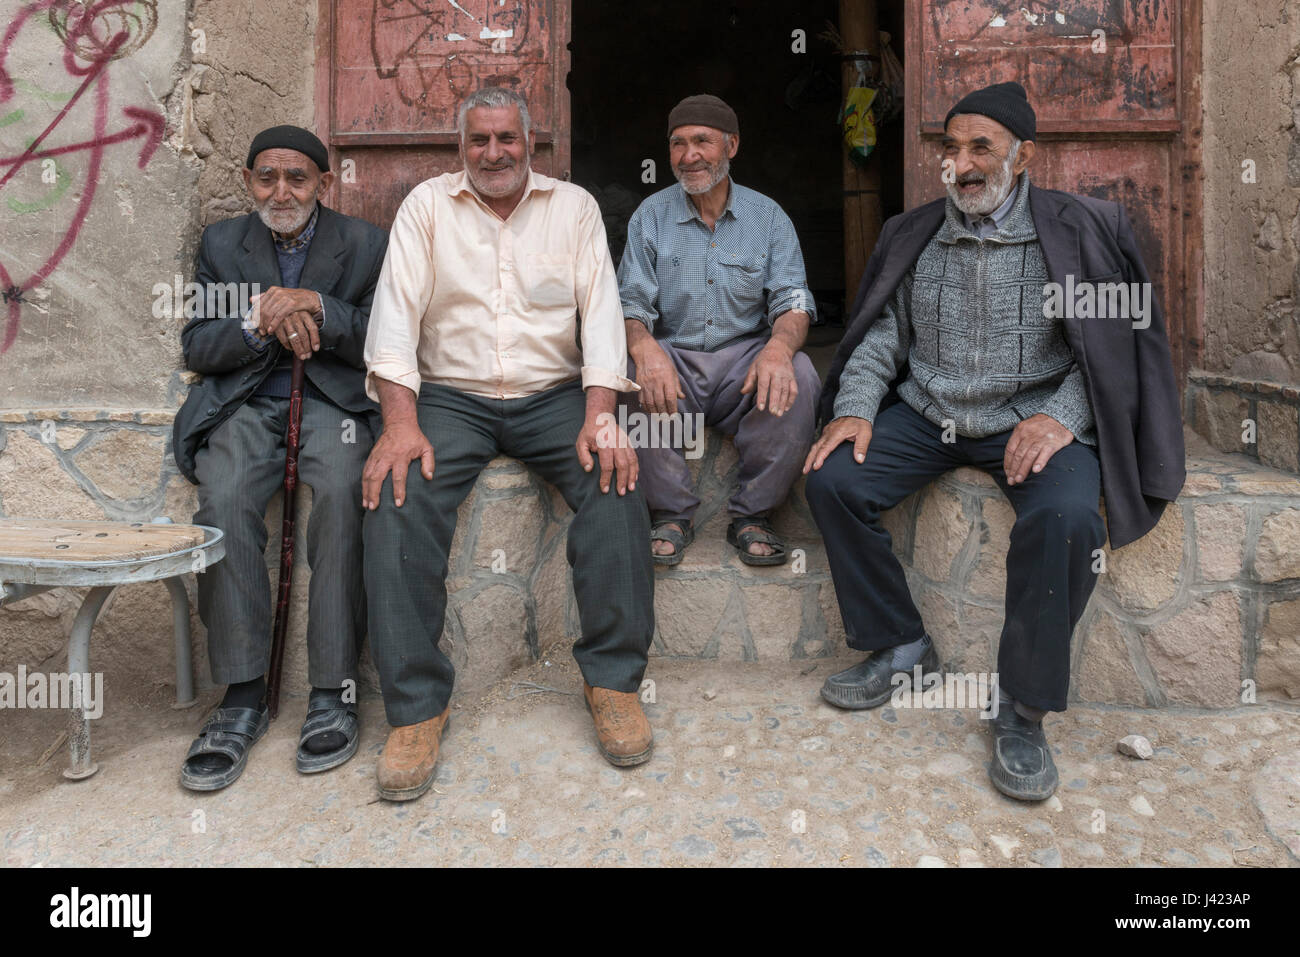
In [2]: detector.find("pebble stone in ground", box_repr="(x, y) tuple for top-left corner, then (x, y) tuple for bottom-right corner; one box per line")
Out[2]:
(2, 655), (1298, 867)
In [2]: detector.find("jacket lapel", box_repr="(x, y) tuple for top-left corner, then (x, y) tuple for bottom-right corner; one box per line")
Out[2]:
(1029, 185), (1082, 287)
(237, 213), (283, 294)
(1030, 185), (1090, 367)
(885, 203), (944, 290)
(297, 204), (345, 296)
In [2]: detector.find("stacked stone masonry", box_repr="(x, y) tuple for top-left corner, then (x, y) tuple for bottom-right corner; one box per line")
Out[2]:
(1187, 371), (1300, 475)
(1, 410), (1298, 712)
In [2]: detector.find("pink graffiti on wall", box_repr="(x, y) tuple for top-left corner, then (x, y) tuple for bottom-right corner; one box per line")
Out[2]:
(0, 1), (164, 353)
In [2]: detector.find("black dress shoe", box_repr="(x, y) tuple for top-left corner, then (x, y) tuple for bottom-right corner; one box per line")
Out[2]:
(820, 634), (939, 710)
(989, 705), (1059, 801)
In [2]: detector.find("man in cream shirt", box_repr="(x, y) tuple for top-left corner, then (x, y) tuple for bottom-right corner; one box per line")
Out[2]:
(361, 87), (655, 801)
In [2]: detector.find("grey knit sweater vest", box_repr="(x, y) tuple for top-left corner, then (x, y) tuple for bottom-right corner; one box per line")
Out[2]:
(896, 179), (1096, 445)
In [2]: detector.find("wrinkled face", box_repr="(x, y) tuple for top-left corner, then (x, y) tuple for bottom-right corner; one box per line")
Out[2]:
(243, 148), (330, 235)
(461, 105), (532, 199)
(670, 125), (737, 195)
(940, 114), (1030, 216)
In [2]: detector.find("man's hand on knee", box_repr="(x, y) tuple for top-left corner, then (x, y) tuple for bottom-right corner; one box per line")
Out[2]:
(576, 412), (638, 496)
(362, 421), (435, 510)
(803, 416), (872, 472)
(1004, 413), (1074, 486)
(629, 336), (683, 415)
(741, 340), (798, 417)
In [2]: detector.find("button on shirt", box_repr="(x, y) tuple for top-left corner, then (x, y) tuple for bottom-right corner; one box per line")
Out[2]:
(617, 181), (815, 353)
(364, 169), (636, 401)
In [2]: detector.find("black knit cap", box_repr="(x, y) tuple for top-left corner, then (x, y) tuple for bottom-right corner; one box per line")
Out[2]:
(245, 125), (330, 173)
(667, 94), (739, 138)
(944, 81), (1036, 142)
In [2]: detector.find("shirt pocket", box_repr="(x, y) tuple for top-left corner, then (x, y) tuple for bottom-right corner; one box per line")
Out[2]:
(522, 253), (574, 309)
(717, 251), (767, 300)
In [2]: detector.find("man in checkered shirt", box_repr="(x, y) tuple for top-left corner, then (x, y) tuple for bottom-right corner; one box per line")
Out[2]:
(618, 94), (820, 567)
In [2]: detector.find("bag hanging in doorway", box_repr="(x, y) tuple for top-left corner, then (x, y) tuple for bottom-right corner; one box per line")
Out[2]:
(840, 56), (878, 168)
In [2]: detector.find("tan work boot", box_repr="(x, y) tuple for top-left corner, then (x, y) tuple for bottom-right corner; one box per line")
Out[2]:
(583, 682), (654, 767)
(376, 705), (450, 801)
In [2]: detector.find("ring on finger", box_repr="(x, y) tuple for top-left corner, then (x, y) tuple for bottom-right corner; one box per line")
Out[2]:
(289, 332), (300, 339)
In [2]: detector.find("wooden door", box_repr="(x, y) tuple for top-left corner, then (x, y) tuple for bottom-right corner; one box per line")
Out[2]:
(904, 0), (1202, 381)
(315, 0), (571, 230)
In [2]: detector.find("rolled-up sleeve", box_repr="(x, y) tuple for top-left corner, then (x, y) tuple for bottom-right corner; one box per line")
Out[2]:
(576, 195), (639, 392)
(364, 184), (434, 402)
(765, 207), (816, 324)
(616, 206), (659, 333)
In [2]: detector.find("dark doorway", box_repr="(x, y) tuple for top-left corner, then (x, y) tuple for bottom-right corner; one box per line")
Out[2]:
(570, 0), (904, 335)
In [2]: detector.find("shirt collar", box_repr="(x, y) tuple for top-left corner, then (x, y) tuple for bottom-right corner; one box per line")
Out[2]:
(271, 203), (318, 253)
(674, 178), (740, 225)
(961, 174), (1021, 234)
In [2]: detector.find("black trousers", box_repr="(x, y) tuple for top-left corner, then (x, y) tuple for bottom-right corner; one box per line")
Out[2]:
(805, 400), (1105, 712)
(363, 380), (655, 727)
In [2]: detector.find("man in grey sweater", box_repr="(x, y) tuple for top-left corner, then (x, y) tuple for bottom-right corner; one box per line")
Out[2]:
(804, 83), (1154, 802)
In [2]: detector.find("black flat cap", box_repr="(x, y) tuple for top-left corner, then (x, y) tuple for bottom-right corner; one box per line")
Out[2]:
(944, 82), (1036, 143)
(245, 125), (330, 173)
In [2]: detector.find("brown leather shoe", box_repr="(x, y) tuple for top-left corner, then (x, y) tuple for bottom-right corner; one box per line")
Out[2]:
(583, 682), (653, 767)
(376, 706), (450, 801)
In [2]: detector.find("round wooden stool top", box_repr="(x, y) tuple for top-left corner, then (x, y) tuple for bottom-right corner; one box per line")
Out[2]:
(0, 519), (207, 563)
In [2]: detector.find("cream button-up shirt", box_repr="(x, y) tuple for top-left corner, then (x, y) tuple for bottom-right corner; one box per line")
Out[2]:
(363, 168), (637, 402)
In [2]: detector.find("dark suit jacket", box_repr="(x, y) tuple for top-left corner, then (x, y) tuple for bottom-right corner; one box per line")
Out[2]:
(172, 204), (388, 482)
(820, 184), (1186, 549)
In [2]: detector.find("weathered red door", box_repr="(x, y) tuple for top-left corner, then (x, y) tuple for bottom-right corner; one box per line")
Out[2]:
(315, 0), (570, 230)
(904, 1), (1201, 381)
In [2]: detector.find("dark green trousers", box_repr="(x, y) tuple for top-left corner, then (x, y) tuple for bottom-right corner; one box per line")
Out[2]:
(363, 380), (654, 727)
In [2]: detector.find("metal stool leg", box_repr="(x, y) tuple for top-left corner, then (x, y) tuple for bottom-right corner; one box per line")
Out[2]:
(64, 585), (115, 781)
(163, 576), (197, 708)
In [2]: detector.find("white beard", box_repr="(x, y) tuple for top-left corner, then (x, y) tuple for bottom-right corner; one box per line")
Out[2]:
(947, 150), (1018, 217)
(468, 160), (529, 198)
(675, 155), (730, 195)
(257, 197), (315, 236)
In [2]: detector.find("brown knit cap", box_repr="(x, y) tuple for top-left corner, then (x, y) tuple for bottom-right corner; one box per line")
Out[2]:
(667, 94), (739, 138)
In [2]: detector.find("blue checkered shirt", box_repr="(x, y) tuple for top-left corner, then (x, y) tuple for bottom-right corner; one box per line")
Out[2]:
(617, 181), (815, 352)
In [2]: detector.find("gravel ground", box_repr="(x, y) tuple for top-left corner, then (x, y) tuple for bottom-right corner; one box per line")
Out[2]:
(3, 652), (1298, 867)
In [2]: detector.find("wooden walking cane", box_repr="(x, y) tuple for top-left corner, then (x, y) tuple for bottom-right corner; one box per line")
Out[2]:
(266, 354), (306, 720)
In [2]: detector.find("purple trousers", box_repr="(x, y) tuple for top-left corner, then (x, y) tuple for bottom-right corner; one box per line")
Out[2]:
(624, 334), (821, 523)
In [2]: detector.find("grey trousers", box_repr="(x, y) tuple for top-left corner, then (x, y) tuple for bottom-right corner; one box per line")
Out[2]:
(363, 380), (655, 728)
(193, 394), (373, 687)
(625, 334), (821, 523)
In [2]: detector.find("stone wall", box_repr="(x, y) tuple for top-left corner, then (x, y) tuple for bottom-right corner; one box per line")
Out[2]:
(1187, 371), (1300, 473)
(5, 412), (1296, 713)
(885, 454), (1300, 710)
(0, 408), (581, 705)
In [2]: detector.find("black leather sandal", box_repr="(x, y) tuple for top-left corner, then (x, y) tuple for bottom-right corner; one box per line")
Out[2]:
(180, 704), (269, 792)
(727, 515), (787, 566)
(650, 518), (694, 567)
(296, 688), (360, 774)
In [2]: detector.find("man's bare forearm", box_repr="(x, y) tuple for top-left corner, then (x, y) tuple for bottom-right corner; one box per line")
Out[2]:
(375, 377), (419, 429)
(768, 310), (810, 357)
(585, 384), (617, 420)
(624, 319), (655, 359)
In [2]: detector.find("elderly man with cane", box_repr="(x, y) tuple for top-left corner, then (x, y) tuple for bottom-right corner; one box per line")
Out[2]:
(172, 125), (388, 791)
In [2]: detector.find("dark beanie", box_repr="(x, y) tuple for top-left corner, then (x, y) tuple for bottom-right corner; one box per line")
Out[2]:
(944, 82), (1036, 142)
(667, 94), (739, 138)
(245, 125), (330, 173)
